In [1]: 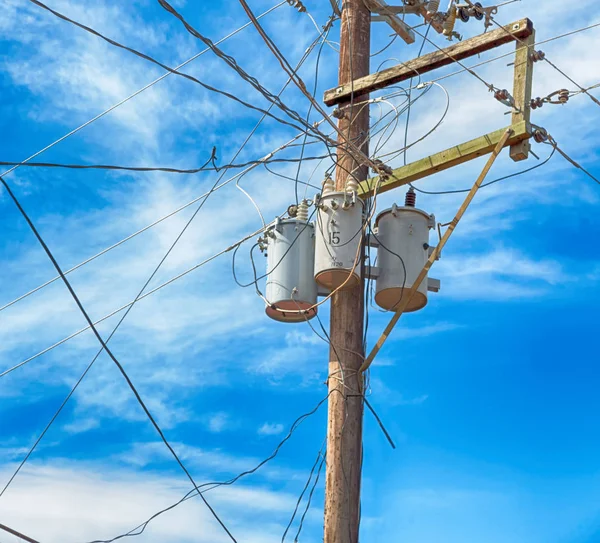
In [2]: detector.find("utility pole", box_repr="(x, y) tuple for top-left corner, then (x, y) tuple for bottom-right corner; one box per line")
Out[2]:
(321, 3), (537, 541)
(324, 1), (371, 542)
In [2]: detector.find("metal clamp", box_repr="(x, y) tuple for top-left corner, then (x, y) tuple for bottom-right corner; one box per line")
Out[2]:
(531, 88), (570, 110)
(493, 88), (515, 109)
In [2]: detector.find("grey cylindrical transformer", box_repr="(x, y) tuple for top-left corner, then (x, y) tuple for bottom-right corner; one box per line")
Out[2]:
(375, 204), (435, 312)
(265, 218), (318, 322)
(314, 192), (364, 291)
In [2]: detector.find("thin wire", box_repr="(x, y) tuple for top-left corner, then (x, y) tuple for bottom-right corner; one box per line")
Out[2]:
(371, 32), (398, 58)
(27, 0), (313, 138)
(545, 139), (600, 185)
(485, 12), (600, 108)
(364, 398), (395, 449)
(0, 120), (329, 317)
(403, 20), (495, 92)
(426, 21), (600, 87)
(0, 226), (264, 380)
(292, 453), (326, 542)
(292, 15), (334, 205)
(155, 0), (334, 145)
(376, 82), (450, 163)
(85, 394), (333, 543)
(0, 154), (332, 174)
(0, 175), (237, 541)
(281, 441), (326, 542)
(0, 1), (286, 179)
(411, 143), (556, 194)
(404, 23), (431, 166)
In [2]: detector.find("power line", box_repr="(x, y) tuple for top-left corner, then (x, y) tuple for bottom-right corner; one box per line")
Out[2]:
(0, 175), (237, 542)
(411, 142), (556, 194)
(403, 18), (496, 92)
(0, 153), (331, 175)
(425, 21), (600, 87)
(0, 226), (266, 380)
(0, 156), (231, 500)
(155, 0), (335, 144)
(484, 12), (600, 108)
(84, 394), (332, 543)
(291, 452), (326, 542)
(233, 0), (384, 174)
(546, 137), (600, 185)
(0, 118), (329, 318)
(403, 23), (432, 166)
(281, 443), (326, 542)
(1, 0), (285, 179)
(0, 18), (339, 507)
(26, 0), (314, 139)
(0, 523), (40, 543)
(292, 15), (335, 205)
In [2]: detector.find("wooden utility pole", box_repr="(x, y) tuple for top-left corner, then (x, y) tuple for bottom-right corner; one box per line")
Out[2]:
(324, 1), (370, 542)
(322, 3), (537, 540)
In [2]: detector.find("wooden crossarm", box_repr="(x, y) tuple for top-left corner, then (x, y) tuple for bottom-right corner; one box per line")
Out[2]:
(324, 18), (534, 106)
(358, 121), (532, 198)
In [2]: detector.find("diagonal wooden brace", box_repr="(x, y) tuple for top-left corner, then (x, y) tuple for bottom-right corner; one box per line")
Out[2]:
(359, 128), (513, 373)
(364, 0), (415, 44)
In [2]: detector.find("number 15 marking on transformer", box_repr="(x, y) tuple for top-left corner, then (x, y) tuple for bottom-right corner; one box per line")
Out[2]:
(329, 231), (341, 245)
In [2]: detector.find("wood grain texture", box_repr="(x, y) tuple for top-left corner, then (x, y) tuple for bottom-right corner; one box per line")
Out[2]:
(510, 29), (536, 161)
(324, 1), (369, 542)
(324, 18), (534, 106)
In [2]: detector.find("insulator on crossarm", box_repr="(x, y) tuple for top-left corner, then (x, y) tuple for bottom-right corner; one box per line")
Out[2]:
(443, 5), (457, 37)
(296, 199), (309, 222)
(427, 0), (440, 15)
(530, 50), (545, 62)
(322, 175), (335, 195)
(531, 97), (544, 110)
(558, 89), (570, 104)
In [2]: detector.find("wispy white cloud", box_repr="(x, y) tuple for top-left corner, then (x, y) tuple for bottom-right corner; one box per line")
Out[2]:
(370, 378), (429, 407)
(435, 248), (565, 300)
(258, 422), (285, 436)
(207, 412), (232, 433)
(62, 417), (100, 435)
(0, 461), (318, 543)
(1, 1), (599, 541)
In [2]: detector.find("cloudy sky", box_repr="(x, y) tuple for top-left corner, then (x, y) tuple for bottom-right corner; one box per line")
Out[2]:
(0, 0), (599, 542)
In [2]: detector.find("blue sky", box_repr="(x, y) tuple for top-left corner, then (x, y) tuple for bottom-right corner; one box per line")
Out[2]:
(0, 0), (599, 542)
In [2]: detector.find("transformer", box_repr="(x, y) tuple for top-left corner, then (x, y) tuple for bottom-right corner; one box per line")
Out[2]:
(314, 191), (365, 291)
(374, 197), (435, 312)
(264, 217), (318, 323)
